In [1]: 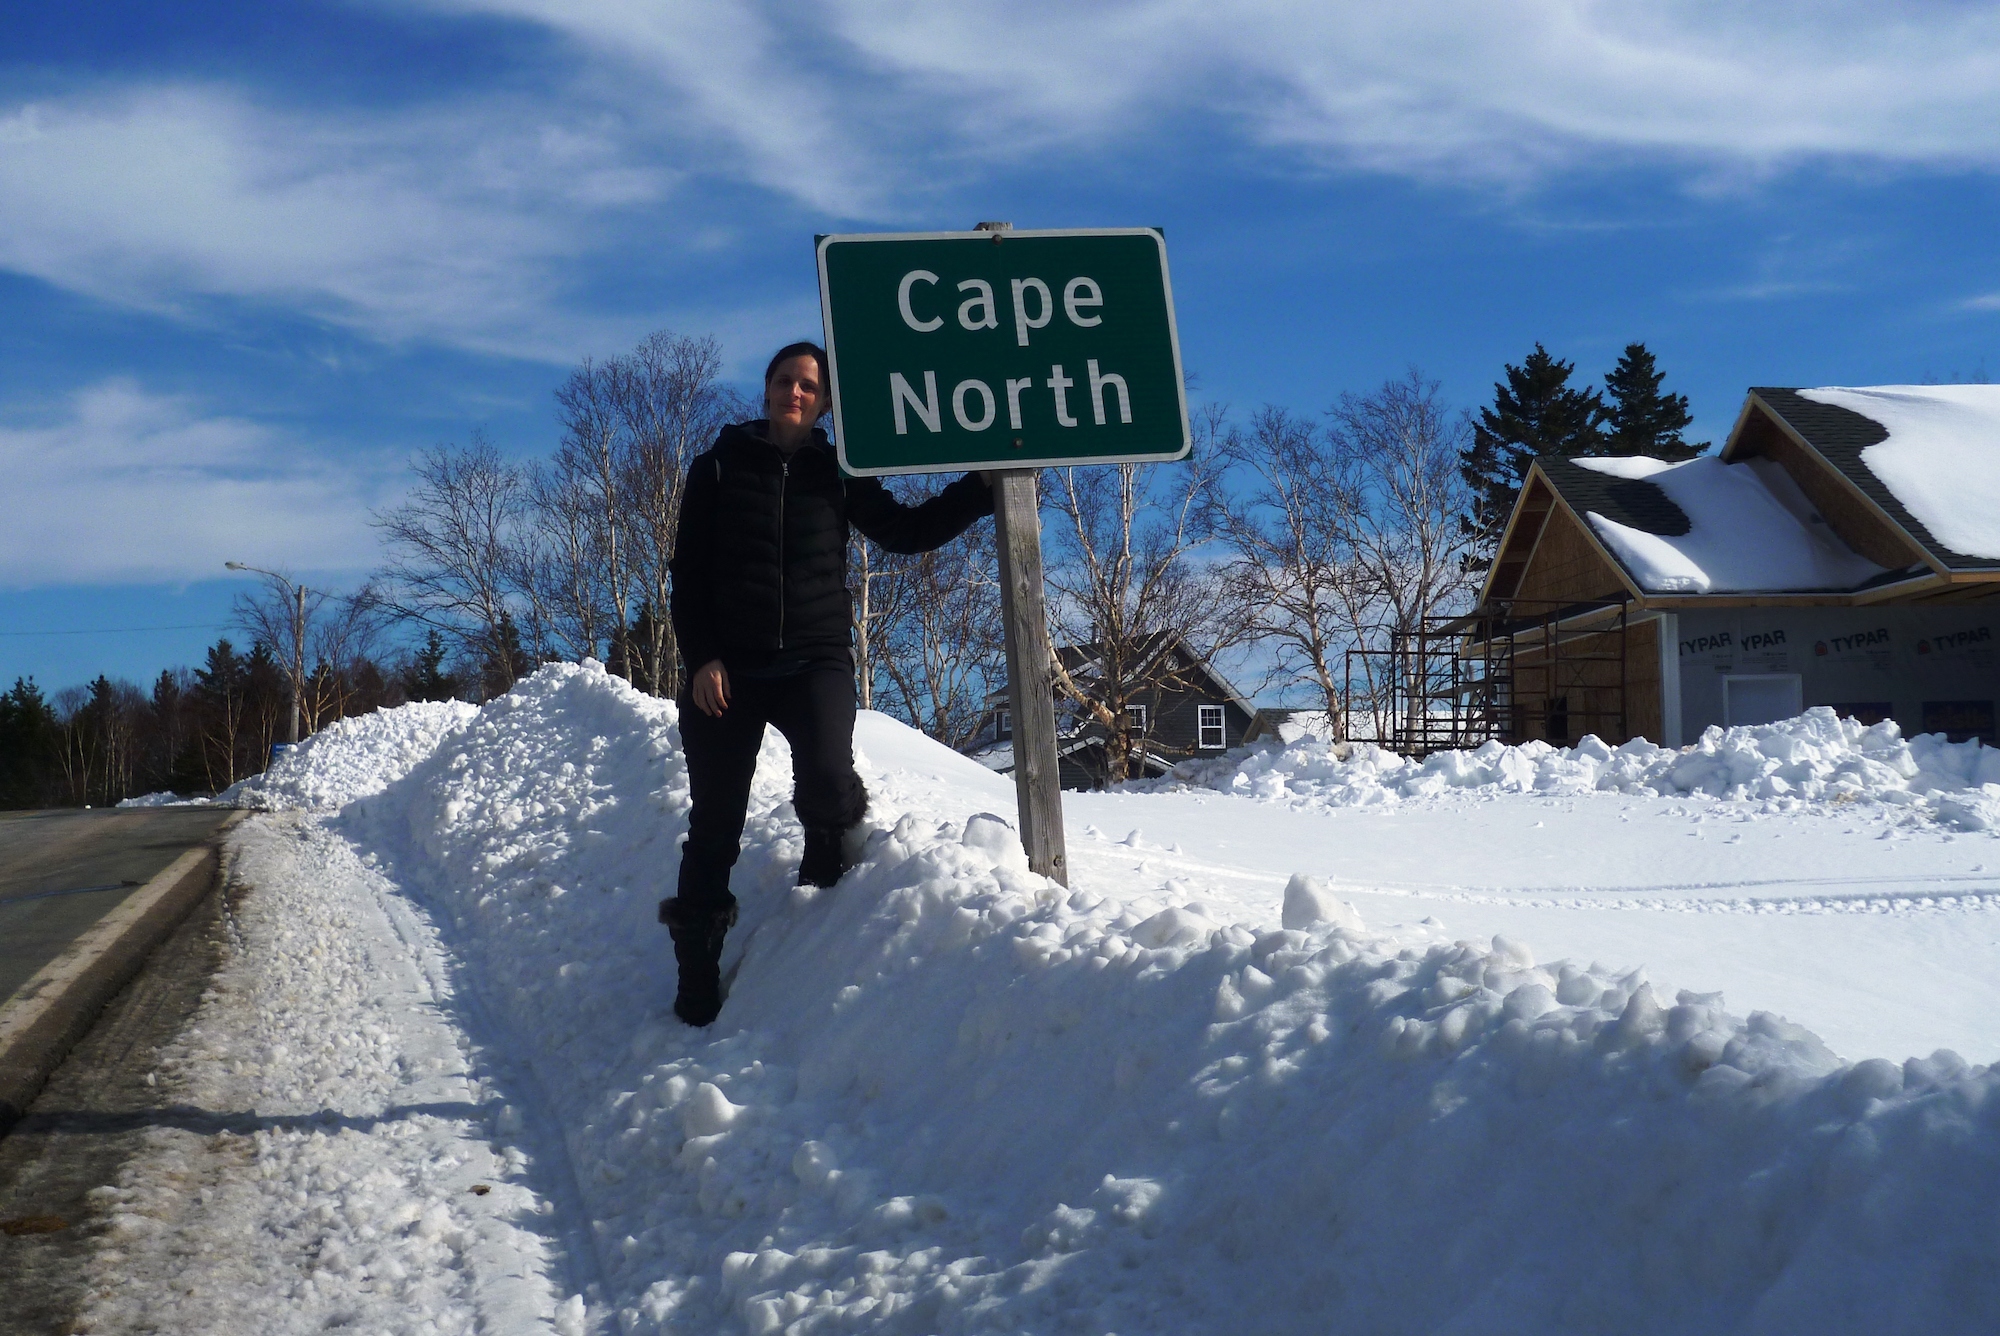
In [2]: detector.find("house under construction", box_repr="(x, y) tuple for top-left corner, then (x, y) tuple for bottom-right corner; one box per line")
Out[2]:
(1359, 386), (2000, 754)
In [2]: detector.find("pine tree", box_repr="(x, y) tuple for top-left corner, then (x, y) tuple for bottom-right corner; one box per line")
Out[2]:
(193, 638), (248, 790)
(1601, 343), (1704, 459)
(1460, 344), (1607, 568)
(0, 676), (57, 808)
(480, 614), (529, 700)
(401, 630), (462, 702)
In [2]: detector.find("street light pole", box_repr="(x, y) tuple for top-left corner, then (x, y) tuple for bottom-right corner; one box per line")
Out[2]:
(292, 581), (305, 745)
(225, 561), (305, 744)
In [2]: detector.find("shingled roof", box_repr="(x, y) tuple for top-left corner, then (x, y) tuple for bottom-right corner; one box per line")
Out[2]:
(1734, 387), (2000, 572)
(1533, 457), (1690, 538)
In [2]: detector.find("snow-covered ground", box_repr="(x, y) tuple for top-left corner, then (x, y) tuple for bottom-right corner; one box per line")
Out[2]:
(75, 666), (2000, 1333)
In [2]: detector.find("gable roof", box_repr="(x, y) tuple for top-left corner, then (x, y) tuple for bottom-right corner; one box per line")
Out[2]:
(1727, 387), (2000, 573)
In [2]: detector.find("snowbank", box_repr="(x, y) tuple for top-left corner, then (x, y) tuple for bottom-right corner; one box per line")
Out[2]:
(1170, 707), (2000, 829)
(116, 790), (217, 808)
(331, 664), (1999, 1333)
(225, 700), (480, 811)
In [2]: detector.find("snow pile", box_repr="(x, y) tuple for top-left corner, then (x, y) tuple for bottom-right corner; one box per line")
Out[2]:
(1172, 707), (2000, 827)
(116, 790), (217, 808)
(1576, 454), (1888, 592)
(1800, 384), (2000, 560)
(328, 663), (2000, 1332)
(226, 699), (480, 811)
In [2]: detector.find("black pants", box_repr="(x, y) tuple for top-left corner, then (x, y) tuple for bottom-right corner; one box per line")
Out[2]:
(677, 665), (867, 908)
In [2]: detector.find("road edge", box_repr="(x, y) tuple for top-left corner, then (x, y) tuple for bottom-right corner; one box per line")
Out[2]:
(0, 809), (249, 1135)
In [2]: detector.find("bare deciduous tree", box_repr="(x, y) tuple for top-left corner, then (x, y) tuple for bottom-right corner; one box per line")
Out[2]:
(550, 359), (635, 673)
(524, 330), (739, 694)
(1329, 369), (1478, 739)
(1213, 371), (1476, 741)
(615, 331), (739, 697)
(1211, 404), (1371, 723)
(231, 578), (390, 733)
(860, 477), (1005, 749)
(1043, 431), (1241, 784)
(521, 452), (611, 664)
(373, 431), (528, 696)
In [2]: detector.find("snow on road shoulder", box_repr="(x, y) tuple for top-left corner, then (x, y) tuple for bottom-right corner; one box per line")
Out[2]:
(1168, 707), (2000, 827)
(75, 813), (577, 1336)
(225, 699), (481, 811)
(333, 663), (2000, 1333)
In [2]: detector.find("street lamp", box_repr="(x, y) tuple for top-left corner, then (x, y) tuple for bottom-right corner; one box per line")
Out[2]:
(225, 561), (305, 745)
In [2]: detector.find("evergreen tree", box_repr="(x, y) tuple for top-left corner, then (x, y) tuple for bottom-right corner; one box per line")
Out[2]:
(193, 638), (248, 790)
(401, 630), (462, 702)
(0, 676), (57, 808)
(481, 613), (530, 699)
(1601, 343), (1704, 459)
(1459, 344), (1607, 568)
(149, 668), (205, 795)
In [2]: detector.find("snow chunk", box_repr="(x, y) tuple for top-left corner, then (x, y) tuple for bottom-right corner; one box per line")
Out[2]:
(1281, 874), (1363, 932)
(961, 811), (1030, 873)
(1130, 905), (1215, 949)
(682, 1082), (745, 1137)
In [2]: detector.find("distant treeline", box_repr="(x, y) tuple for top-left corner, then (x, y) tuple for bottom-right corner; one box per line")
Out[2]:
(0, 631), (475, 808)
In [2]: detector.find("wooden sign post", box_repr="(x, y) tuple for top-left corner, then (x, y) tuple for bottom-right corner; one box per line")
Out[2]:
(991, 466), (1068, 883)
(815, 221), (1190, 884)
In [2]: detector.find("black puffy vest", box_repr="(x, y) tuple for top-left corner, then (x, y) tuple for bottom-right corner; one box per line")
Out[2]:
(669, 422), (993, 674)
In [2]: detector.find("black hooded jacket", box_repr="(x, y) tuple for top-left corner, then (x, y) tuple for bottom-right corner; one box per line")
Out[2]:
(669, 421), (994, 676)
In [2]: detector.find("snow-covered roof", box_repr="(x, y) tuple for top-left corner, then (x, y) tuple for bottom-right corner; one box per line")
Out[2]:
(1572, 454), (1893, 594)
(1794, 385), (2000, 562)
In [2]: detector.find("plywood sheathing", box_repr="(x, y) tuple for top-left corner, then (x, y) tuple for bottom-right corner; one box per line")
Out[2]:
(1513, 501), (1639, 607)
(1507, 616), (1659, 746)
(1725, 399), (1930, 571)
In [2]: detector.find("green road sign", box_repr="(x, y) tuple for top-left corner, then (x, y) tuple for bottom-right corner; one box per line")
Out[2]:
(817, 228), (1190, 476)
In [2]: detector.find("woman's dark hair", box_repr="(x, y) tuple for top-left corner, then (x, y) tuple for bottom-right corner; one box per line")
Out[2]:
(765, 341), (829, 390)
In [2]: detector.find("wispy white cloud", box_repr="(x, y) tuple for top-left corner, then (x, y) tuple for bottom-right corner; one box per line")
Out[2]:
(1961, 293), (2000, 312)
(0, 86), (672, 361)
(0, 381), (395, 585)
(7, 2), (2000, 357)
(446, 1), (2000, 190)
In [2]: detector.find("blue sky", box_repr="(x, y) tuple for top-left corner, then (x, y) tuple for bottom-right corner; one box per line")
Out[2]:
(5, 1), (2000, 694)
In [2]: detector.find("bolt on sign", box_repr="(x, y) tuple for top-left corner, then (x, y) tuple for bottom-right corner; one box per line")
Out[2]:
(816, 228), (1191, 476)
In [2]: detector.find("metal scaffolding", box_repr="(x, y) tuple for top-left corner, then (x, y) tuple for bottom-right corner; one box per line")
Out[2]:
(1343, 598), (1632, 756)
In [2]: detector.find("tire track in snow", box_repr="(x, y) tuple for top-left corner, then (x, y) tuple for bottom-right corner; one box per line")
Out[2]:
(1066, 840), (2000, 918)
(361, 836), (611, 1322)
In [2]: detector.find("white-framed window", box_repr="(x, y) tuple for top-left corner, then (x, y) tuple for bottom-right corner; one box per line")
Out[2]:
(994, 708), (1010, 739)
(1125, 704), (1149, 732)
(1198, 704), (1226, 749)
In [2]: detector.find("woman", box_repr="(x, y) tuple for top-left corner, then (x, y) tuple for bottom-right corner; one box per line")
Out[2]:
(661, 341), (995, 1026)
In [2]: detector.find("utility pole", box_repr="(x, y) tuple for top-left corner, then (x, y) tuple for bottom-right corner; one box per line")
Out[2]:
(225, 561), (305, 745)
(292, 581), (306, 745)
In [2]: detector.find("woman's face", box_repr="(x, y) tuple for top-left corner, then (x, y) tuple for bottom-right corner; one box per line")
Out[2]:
(766, 355), (826, 431)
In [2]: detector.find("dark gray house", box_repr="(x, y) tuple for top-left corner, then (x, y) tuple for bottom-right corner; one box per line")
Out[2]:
(965, 632), (1256, 788)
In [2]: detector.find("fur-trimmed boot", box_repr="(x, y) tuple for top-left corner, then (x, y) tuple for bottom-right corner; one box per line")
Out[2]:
(796, 774), (869, 888)
(797, 826), (848, 888)
(659, 894), (738, 1026)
